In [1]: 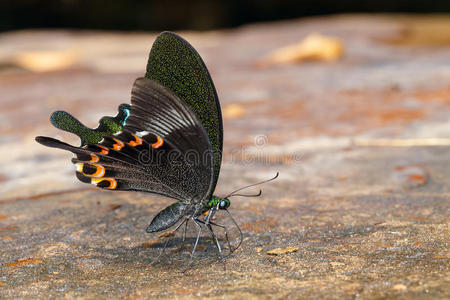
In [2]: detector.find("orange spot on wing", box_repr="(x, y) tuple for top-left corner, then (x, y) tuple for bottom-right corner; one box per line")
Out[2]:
(89, 154), (99, 163)
(91, 164), (105, 177)
(112, 138), (124, 151)
(91, 178), (101, 185)
(81, 164), (105, 177)
(108, 178), (117, 189)
(152, 136), (164, 149)
(91, 178), (117, 189)
(128, 134), (143, 147)
(76, 163), (83, 172)
(97, 145), (109, 155)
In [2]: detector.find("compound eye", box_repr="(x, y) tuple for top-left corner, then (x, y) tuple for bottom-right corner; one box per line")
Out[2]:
(219, 200), (228, 209)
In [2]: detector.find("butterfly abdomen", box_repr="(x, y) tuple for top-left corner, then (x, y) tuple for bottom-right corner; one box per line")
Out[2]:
(146, 202), (187, 233)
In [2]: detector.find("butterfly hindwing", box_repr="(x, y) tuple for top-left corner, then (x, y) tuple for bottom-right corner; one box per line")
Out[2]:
(36, 133), (183, 199)
(145, 32), (223, 192)
(50, 104), (130, 146)
(36, 78), (215, 205)
(126, 78), (215, 203)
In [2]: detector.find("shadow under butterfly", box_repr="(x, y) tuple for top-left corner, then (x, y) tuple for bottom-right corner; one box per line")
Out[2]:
(35, 31), (278, 265)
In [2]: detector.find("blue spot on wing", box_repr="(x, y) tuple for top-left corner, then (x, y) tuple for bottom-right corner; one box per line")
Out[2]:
(123, 108), (130, 126)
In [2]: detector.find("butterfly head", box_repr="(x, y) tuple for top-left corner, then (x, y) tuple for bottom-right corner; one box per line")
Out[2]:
(218, 198), (230, 210)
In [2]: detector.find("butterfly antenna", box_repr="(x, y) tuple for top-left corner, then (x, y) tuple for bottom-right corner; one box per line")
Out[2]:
(225, 172), (279, 198)
(228, 190), (262, 198)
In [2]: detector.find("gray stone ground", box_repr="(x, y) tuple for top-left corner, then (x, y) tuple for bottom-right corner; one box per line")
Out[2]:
(0, 15), (449, 299)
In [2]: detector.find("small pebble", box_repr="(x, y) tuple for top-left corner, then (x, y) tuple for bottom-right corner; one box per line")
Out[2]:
(158, 231), (175, 238)
(267, 246), (298, 255)
(393, 284), (407, 291)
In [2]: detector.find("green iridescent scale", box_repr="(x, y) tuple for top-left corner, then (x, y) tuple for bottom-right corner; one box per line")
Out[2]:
(50, 104), (130, 146)
(207, 195), (222, 207)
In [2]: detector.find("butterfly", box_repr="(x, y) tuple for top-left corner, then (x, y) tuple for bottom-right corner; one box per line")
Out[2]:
(36, 31), (277, 261)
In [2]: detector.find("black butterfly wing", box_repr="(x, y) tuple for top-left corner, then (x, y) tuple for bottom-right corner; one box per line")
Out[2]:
(127, 77), (215, 203)
(146, 32), (223, 194)
(36, 78), (215, 205)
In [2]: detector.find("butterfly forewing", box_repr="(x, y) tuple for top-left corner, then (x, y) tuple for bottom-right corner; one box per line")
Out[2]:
(145, 32), (223, 193)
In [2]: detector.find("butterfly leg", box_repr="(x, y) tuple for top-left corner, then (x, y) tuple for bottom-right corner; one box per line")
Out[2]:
(152, 218), (188, 264)
(179, 218), (189, 250)
(203, 209), (224, 254)
(173, 217), (190, 253)
(207, 221), (234, 256)
(181, 217), (202, 272)
(199, 215), (227, 270)
(224, 209), (244, 254)
(189, 217), (203, 262)
(196, 219), (222, 254)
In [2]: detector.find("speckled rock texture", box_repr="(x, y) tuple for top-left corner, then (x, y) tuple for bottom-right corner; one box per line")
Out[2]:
(0, 15), (449, 299)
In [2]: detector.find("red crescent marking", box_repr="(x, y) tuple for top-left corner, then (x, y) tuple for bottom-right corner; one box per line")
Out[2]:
(127, 134), (143, 147)
(83, 164), (105, 178)
(112, 138), (124, 151)
(89, 154), (100, 163)
(97, 145), (109, 155)
(152, 136), (164, 149)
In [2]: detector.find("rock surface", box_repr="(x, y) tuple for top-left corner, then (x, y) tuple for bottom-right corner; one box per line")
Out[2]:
(0, 15), (449, 299)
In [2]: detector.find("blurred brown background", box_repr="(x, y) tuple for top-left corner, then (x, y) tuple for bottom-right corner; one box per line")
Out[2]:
(1, 0), (450, 31)
(0, 2), (449, 299)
